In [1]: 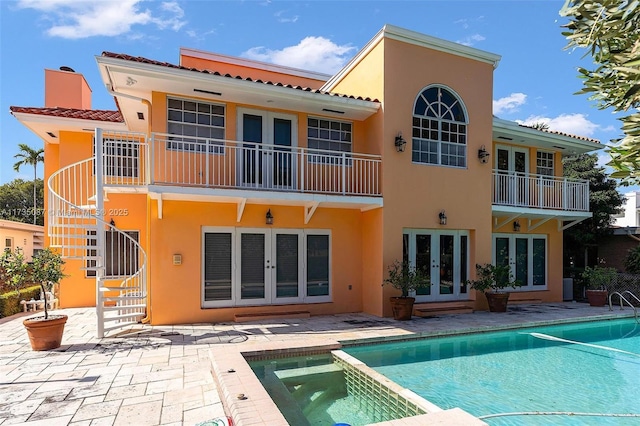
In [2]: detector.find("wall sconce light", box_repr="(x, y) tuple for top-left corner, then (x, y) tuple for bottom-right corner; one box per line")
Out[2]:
(394, 132), (407, 152)
(513, 220), (521, 232)
(109, 218), (116, 228)
(478, 145), (490, 163)
(173, 254), (182, 265)
(266, 209), (274, 225)
(439, 210), (447, 225)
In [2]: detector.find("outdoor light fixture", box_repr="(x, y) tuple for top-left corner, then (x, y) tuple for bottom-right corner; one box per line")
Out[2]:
(109, 218), (116, 227)
(513, 220), (521, 232)
(478, 145), (490, 163)
(266, 209), (274, 225)
(439, 210), (447, 225)
(394, 133), (407, 152)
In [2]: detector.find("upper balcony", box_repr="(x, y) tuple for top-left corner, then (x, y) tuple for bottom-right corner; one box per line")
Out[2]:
(492, 170), (591, 227)
(99, 130), (383, 215)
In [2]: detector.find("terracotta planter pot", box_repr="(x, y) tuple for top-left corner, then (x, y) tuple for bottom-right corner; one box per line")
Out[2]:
(23, 314), (68, 351)
(586, 289), (608, 307)
(486, 292), (510, 312)
(390, 297), (415, 320)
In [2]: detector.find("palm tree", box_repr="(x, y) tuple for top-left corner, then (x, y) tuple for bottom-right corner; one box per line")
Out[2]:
(13, 144), (44, 224)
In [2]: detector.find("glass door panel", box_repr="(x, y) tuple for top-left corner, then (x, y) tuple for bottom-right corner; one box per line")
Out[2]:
(240, 233), (266, 300)
(415, 234), (431, 296)
(533, 238), (546, 286)
(273, 118), (293, 188)
(439, 235), (454, 295)
(307, 234), (329, 297)
(241, 114), (263, 186)
(275, 233), (299, 298)
(203, 233), (232, 302)
(459, 235), (468, 295)
(515, 238), (528, 286)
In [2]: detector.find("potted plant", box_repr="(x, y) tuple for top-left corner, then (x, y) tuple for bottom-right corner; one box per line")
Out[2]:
(22, 248), (67, 351)
(581, 266), (616, 307)
(467, 263), (522, 312)
(383, 260), (430, 320)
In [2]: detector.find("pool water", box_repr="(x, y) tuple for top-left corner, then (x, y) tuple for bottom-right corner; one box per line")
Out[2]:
(344, 318), (640, 425)
(250, 354), (379, 426)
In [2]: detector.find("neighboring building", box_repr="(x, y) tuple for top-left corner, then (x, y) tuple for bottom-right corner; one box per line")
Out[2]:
(0, 219), (44, 260)
(598, 191), (640, 271)
(10, 25), (600, 337)
(613, 191), (640, 228)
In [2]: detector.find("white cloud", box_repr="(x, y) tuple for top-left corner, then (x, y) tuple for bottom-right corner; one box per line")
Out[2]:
(516, 113), (600, 137)
(17, 0), (186, 39)
(242, 36), (356, 74)
(456, 34), (485, 46)
(275, 10), (299, 23)
(493, 93), (527, 115)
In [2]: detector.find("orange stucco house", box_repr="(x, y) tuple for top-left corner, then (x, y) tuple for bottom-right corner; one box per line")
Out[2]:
(11, 25), (599, 337)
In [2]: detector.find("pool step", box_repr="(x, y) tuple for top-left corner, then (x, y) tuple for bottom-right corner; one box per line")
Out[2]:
(274, 363), (342, 380)
(413, 302), (474, 317)
(234, 310), (311, 323)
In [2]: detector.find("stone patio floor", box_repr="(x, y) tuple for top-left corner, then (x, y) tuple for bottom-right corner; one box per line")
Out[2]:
(0, 302), (634, 425)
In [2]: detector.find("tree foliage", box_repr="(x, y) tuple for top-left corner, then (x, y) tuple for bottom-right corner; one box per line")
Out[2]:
(563, 154), (625, 264)
(0, 179), (44, 226)
(13, 144), (44, 224)
(560, 0), (640, 183)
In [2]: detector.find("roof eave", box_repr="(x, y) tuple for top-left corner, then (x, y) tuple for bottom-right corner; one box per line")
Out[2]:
(96, 55), (380, 119)
(11, 111), (127, 144)
(492, 117), (601, 154)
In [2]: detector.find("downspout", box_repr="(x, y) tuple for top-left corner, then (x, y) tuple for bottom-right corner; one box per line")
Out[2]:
(105, 75), (153, 325)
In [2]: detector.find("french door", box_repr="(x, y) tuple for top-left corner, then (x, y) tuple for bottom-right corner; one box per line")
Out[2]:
(237, 229), (303, 305)
(203, 227), (331, 307)
(237, 108), (297, 190)
(403, 230), (469, 302)
(493, 234), (547, 289)
(496, 145), (529, 205)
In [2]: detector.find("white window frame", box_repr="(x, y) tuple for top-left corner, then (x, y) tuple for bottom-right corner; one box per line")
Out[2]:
(412, 84), (468, 168)
(167, 96), (226, 154)
(492, 233), (548, 291)
(201, 227), (331, 308)
(86, 230), (140, 278)
(536, 150), (554, 177)
(307, 116), (353, 153)
(403, 229), (470, 302)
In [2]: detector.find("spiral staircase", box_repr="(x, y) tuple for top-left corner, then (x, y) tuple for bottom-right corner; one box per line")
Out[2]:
(47, 129), (147, 338)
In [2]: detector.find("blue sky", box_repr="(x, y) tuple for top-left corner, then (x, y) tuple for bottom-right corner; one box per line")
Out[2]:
(0, 0), (625, 188)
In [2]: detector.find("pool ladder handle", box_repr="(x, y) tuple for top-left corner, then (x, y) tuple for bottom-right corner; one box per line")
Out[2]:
(608, 290), (640, 323)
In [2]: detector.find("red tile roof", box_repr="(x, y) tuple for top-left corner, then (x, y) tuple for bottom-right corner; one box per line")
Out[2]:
(518, 124), (600, 144)
(9, 106), (123, 122)
(102, 51), (380, 103)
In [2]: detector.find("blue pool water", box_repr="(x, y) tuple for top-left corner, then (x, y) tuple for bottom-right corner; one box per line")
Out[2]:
(344, 318), (640, 425)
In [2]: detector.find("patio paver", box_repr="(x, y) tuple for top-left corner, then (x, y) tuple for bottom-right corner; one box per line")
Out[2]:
(0, 302), (633, 425)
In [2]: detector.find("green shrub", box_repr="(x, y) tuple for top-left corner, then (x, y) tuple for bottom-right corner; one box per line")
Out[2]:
(624, 245), (640, 274)
(581, 266), (617, 290)
(0, 285), (41, 318)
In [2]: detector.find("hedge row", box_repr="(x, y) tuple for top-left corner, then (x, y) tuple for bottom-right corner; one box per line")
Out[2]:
(0, 285), (42, 318)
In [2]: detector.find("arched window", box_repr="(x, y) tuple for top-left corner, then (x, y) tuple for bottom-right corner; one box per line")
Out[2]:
(412, 86), (467, 167)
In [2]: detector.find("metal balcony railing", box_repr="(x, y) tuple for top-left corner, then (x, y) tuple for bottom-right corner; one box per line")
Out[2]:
(100, 131), (382, 197)
(492, 170), (589, 212)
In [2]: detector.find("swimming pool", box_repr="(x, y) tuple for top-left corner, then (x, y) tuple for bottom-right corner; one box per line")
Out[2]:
(344, 318), (640, 425)
(250, 318), (640, 425)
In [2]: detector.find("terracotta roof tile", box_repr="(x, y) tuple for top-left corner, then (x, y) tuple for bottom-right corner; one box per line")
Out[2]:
(101, 51), (380, 103)
(518, 124), (600, 144)
(9, 106), (123, 123)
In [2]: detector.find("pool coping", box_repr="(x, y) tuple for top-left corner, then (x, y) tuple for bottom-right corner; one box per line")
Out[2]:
(207, 310), (637, 426)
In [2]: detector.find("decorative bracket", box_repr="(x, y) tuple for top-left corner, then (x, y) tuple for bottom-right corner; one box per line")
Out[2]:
(495, 214), (521, 230)
(237, 198), (247, 223)
(304, 202), (319, 224)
